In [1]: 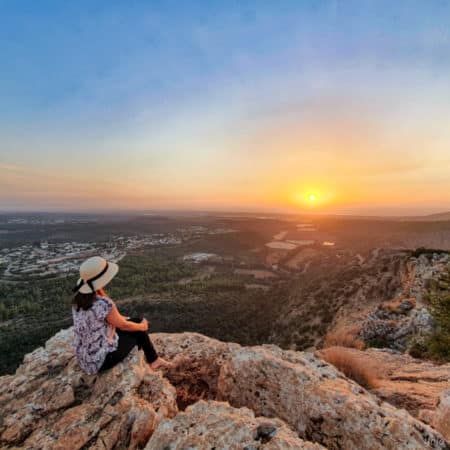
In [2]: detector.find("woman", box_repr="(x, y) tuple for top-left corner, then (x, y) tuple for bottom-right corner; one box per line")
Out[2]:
(71, 256), (173, 375)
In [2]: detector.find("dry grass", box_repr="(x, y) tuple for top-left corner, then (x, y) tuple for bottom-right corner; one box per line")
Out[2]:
(320, 346), (379, 390)
(323, 326), (365, 350)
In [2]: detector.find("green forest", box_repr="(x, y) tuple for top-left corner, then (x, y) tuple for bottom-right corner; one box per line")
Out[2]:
(1, 245), (449, 375)
(0, 254), (282, 374)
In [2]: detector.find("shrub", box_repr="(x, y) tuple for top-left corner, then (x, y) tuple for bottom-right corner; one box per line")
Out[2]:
(420, 266), (450, 362)
(323, 326), (365, 350)
(320, 346), (379, 389)
(408, 340), (429, 359)
(426, 291), (450, 362)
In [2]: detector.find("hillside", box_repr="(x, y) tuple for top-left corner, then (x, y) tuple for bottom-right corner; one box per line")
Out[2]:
(410, 212), (450, 222)
(2, 244), (449, 376)
(0, 329), (449, 449)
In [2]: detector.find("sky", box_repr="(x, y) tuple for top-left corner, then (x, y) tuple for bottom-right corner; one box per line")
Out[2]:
(1, 0), (450, 215)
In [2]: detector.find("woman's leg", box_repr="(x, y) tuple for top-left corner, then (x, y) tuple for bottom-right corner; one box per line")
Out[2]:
(134, 330), (158, 363)
(100, 318), (171, 372)
(99, 331), (138, 371)
(124, 317), (159, 363)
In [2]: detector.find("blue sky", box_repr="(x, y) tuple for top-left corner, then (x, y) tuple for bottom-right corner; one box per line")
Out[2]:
(1, 1), (450, 213)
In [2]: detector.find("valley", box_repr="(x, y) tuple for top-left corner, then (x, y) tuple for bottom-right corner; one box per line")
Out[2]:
(1, 211), (450, 375)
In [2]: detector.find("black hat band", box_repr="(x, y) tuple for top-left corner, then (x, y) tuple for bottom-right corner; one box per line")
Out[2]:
(72, 262), (110, 293)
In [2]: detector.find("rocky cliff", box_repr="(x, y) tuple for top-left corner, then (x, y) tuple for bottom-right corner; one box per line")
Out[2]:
(0, 329), (449, 450)
(317, 346), (450, 429)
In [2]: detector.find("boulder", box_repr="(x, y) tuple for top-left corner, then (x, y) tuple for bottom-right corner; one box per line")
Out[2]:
(359, 297), (434, 351)
(146, 400), (324, 449)
(217, 344), (449, 449)
(0, 328), (178, 449)
(317, 347), (450, 420)
(432, 390), (450, 442)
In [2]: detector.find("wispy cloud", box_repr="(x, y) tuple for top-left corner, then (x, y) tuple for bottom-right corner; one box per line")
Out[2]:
(0, 2), (450, 213)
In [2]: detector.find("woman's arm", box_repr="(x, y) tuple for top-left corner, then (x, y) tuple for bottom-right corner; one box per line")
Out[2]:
(106, 304), (148, 332)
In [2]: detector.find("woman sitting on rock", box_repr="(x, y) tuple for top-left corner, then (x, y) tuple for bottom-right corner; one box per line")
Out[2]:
(71, 256), (173, 375)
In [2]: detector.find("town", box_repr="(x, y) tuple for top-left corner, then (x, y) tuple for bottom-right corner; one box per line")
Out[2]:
(0, 223), (241, 280)
(0, 234), (181, 280)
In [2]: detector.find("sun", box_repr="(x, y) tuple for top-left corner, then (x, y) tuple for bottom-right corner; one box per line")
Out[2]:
(291, 188), (325, 207)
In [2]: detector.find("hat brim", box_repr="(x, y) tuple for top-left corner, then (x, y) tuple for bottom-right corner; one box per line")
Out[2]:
(77, 262), (119, 294)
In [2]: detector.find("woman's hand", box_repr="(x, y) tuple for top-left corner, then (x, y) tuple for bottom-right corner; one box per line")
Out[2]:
(107, 305), (148, 333)
(139, 318), (149, 332)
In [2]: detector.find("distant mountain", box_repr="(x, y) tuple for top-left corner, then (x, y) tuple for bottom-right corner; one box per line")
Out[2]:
(424, 211), (450, 220)
(304, 211), (450, 222)
(406, 211), (450, 221)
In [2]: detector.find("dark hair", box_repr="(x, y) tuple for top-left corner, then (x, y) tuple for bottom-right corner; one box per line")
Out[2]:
(72, 291), (97, 311)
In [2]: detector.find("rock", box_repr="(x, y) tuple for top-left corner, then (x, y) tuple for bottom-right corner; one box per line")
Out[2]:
(359, 298), (434, 351)
(330, 254), (447, 353)
(1, 329), (448, 449)
(406, 253), (450, 302)
(0, 328), (177, 449)
(432, 390), (450, 442)
(151, 332), (239, 410)
(318, 347), (450, 420)
(217, 345), (449, 449)
(360, 317), (398, 344)
(411, 307), (434, 333)
(146, 400), (324, 449)
(379, 298), (416, 315)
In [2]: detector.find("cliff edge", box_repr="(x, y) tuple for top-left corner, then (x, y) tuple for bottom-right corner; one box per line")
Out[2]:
(0, 329), (448, 449)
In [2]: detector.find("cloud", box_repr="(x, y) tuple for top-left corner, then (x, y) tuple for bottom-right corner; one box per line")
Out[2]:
(0, 163), (28, 172)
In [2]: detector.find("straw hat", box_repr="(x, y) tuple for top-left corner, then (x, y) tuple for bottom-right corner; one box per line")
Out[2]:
(73, 256), (119, 294)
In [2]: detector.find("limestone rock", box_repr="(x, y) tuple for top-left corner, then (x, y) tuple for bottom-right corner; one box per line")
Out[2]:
(1, 329), (448, 449)
(432, 390), (450, 442)
(217, 345), (449, 449)
(151, 332), (239, 409)
(0, 328), (178, 449)
(406, 253), (450, 302)
(146, 400), (324, 449)
(317, 346), (450, 422)
(359, 297), (434, 350)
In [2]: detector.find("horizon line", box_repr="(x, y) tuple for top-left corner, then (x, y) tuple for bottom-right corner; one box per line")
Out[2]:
(0, 207), (449, 220)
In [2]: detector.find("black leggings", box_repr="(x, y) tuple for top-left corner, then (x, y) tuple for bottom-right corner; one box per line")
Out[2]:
(99, 317), (158, 372)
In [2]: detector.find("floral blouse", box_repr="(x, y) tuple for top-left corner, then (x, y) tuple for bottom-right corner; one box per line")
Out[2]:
(72, 296), (119, 374)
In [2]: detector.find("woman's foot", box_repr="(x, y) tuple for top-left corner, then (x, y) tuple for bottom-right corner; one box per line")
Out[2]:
(149, 357), (175, 370)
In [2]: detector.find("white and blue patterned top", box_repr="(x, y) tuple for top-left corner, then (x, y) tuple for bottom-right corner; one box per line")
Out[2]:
(72, 296), (119, 374)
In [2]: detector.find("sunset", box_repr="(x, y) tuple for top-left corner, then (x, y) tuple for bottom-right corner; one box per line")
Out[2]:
(1, 1), (450, 215)
(1, 3), (450, 449)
